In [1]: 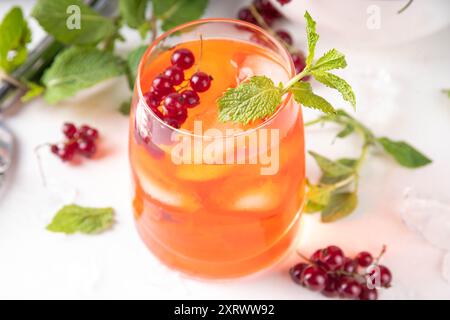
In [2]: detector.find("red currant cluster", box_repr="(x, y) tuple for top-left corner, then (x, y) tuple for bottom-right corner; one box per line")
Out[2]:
(237, 0), (307, 77)
(290, 245), (392, 300)
(143, 48), (212, 129)
(50, 123), (99, 162)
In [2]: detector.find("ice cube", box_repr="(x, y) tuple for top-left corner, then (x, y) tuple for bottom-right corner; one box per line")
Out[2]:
(238, 54), (290, 85)
(401, 189), (450, 251)
(134, 164), (200, 212)
(230, 179), (283, 211)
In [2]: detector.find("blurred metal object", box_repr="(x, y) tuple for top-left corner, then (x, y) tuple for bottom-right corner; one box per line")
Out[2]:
(0, 121), (13, 188)
(0, 0), (118, 113)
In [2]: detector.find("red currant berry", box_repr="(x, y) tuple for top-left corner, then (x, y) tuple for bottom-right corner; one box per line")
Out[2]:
(359, 287), (378, 300)
(276, 29), (293, 46)
(320, 245), (345, 271)
(237, 7), (257, 25)
(79, 125), (99, 141)
(62, 122), (77, 139)
(277, 0), (291, 5)
(301, 265), (327, 291)
(292, 52), (307, 75)
(379, 265), (392, 287)
(310, 249), (322, 264)
(163, 116), (183, 129)
(253, 0), (282, 19)
(171, 48), (195, 70)
(341, 257), (357, 274)
(289, 263), (308, 285)
(338, 278), (362, 299)
(77, 138), (96, 158)
(181, 90), (200, 108)
(51, 143), (76, 162)
(144, 91), (161, 109)
(164, 66), (185, 86)
(322, 275), (339, 297)
(163, 93), (187, 117)
(190, 72), (212, 93)
(152, 75), (174, 95)
(356, 251), (373, 267)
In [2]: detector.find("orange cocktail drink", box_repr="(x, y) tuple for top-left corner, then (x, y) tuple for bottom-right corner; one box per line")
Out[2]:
(129, 19), (305, 278)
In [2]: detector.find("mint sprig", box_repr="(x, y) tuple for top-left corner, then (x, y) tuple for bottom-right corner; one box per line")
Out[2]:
(47, 204), (114, 235)
(218, 11), (356, 124)
(304, 110), (431, 222)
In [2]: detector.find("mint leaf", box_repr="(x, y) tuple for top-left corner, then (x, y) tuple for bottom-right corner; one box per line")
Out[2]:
(309, 151), (355, 177)
(126, 45), (147, 89)
(304, 201), (325, 213)
(0, 7), (31, 72)
(218, 76), (282, 124)
(304, 11), (318, 66)
(312, 70), (356, 109)
(32, 0), (115, 45)
(153, 0), (209, 31)
(21, 81), (45, 102)
(42, 47), (125, 104)
(336, 124), (354, 138)
(290, 81), (335, 114)
(319, 158), (357, 185)
(321, 192), (357, 222)
(306, 182), (331, 206)
(312, 49), (347, 72)
(47, 204), (114, 234)
(377, 137), (432, 168)
(119, 0), (148, 29)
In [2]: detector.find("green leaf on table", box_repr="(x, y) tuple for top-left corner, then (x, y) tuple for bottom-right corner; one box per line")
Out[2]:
(312, 49), (347, 72)
(32, 0), (115, 45)
(218, 76), (282, 124)
(119, 0), (148, 29)
(304, 200), (325, 213)
(21, 81), (45, 102)
(152, 0), (209, 31)
(126, 45), (147, 89)
(377, 137), (432, 168)
(304, 11), (318, 66)
(0, 7), (31, 72)
(312, 70), (356, 109)
(319, 158), (357, 185)
(290, 81), (336, 114)
(309, 151), (355, 177)
(47, 204), (114, 234)
(42, 47), (125, 104)
(306, 183), (331, 206)
(321, 192), (357, 223)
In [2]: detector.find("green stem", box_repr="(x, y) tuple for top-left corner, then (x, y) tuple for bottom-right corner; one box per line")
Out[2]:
(282, 68), (310, 94)
(304, 117), (326, 127)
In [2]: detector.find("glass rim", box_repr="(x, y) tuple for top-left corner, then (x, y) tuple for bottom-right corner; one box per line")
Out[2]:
(136, 18), (296, 139)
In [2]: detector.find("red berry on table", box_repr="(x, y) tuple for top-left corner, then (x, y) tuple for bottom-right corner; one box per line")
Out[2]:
(277, 0), (291, 5)
(181, 90), (200, 108)
(301, 265), (327, 291)
(77, 138), (96, 158)
(341, 257), (357, 273)
(310, 249), (322, 264)
(190, 72), (212, 93)
(356, 251), (373, 267)
(62, 122), (77, 139)
(79, 125), (99, 141)
(321, 275), (338, 297)
(359, 287), (378, 300)
(289, 263), (308, 285)
(320, 245), (345, 271)
(379, 265), (392, 287)
(276, 29), (293, 46)
(253, 0), (282, 19)
(237, 7), (257, 25)
(164, 66), (185, 86)
(171, 48), (195, 70)
(51, 143), (76, 162)
(144, 91), (162, 110)
(338, 278), (362, 299)
(152, 75), (174, 95)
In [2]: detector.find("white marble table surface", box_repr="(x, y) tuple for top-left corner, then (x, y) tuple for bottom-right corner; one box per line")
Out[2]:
(0, 0), (449, 299)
